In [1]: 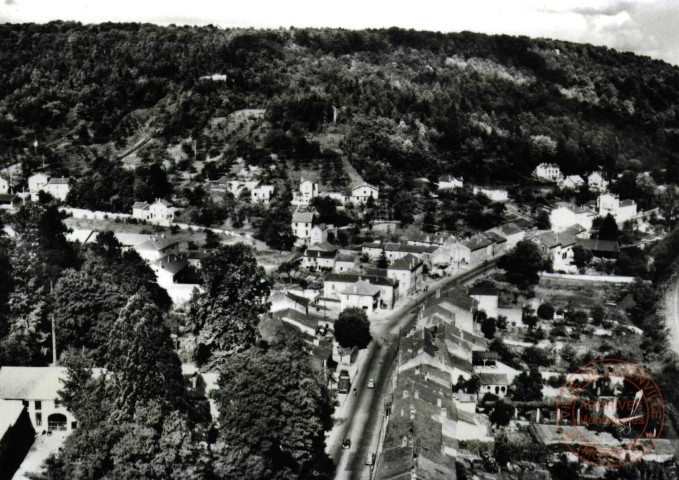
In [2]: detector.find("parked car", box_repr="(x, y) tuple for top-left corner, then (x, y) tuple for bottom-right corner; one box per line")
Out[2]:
(342, 438), (351, 449)
(367, 378), (375, 389)
(365, 453), (375, 466)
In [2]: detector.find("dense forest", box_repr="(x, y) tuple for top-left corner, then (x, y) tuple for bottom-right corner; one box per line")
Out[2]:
(2, 22), (679, 198)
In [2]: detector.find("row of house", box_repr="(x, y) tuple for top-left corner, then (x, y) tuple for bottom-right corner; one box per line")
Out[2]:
(291, 178), (379, 207)
(549, 193), (638, 233)
(533, 164), (609, 192)
(533, 225), (620, 272)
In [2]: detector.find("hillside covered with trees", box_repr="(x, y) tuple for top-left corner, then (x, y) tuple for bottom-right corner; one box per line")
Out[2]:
(2, 22), (679, 203)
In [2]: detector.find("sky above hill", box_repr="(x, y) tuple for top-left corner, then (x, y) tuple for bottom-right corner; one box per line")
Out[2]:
(1, 0), (678, 66)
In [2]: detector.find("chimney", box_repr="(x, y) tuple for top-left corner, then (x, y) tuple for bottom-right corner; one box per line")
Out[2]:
(441, 407), (447, 419)
(437, 398), (442, 407)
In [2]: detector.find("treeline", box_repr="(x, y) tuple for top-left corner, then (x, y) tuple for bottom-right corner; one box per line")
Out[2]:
(2, 23), (679, 191)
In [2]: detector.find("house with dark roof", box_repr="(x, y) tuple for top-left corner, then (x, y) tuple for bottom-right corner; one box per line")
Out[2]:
(302, 241), (338, 270)
(292, 207), (316, 243)
(324, 273), (398, 309)
(575, 238), (620, 259)
(350, 183), (379, 204)
(387, 253), (423, 296)
(469, 287), (499, 318)
(533, 224), (586, 272)
(483, 230), (507, 256)
(135, 236), (180, 263)
(461, 235), (494, 264)
(421, 287), (479, 334)
(478, 372), (510, 398)
(0, 194), (20, 211)
(490, 222), (525, 249)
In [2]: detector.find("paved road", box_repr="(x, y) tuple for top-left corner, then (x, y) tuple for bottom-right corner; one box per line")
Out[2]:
(328, 259), (501, 479)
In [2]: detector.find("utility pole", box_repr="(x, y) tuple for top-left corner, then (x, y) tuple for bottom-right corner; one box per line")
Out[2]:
(50, 281), (57, 366)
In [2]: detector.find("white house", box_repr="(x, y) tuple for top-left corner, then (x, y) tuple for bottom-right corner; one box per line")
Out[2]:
(437, 175), (464, 191)
(478, 372), (510, 398)
(324, 273), (398, 309)
(251, 184), (275, 205)
(561, 175), (584, 190)
(462, 235), (495, 264)
(387, 254), (423, 296)
(472, 186), (509, 202)
(292, 179), (319, 206)
(28, 173), (50, 198)
(588, 172), (609, 192)
(597, 193), (637, 224)
(469, 287), (499, 319)
(0, 175), (9, 194)
(533, 163), (563, 183)
(134, 237), (180, 263)
(147, 199), (181, 226)
(292, 208), (316, 243)
(350, 183), (378, 204)
(533, 225), (584, 272)
(340, 280), (381, 316)
(28, 173), (70, 201)
(132, 201), (150, 220)
(333, 252), (360, 273)
(549, 202), (596, 232)
(0, 366), (101, 433)
(310, 224), (329, 245)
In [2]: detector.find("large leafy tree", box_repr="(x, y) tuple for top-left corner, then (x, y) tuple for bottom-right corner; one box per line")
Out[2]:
(499, 240), (551, 290)
(510, 368), (544, 402)
(334, 308), (372, 349)
(188, 243), (271, 364)
(212, 343), (335, 479)
(105, 293), (190, 418)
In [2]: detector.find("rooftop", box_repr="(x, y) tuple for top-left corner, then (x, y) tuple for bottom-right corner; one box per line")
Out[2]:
(388, 253), (422, 272)
(341, 280), (381, 297)
(47, 177), (69, 185)
(292, 211), (315, 223)
(498, 222), (523, 235)
(462, 235), (493, 251)
(136, 237), (179, 251)
(0, 366), (103, 400)
(325, 272), (397, 288)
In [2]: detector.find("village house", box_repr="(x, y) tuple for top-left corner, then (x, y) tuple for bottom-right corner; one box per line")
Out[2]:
(0, 194), (20, 211)
(0, 175), (10, 194)
(42, 178), (70, 201)
(350, 183), (379, 204)
(28, 173), (71, 201)
(469, 287), (499, 319)
(361, 242), (438, 263)
(269, 291), (312, 315)
(597, 193), (637, 224)
(420, 288), (479, 334)
(533, 225), (585, 272)
(472, 186), (509, 202)
(292, 208), (316, 244)
(333, 252), (360, 273)
(406, 233), (447, 247)
(387, 253), (423, 296)
(0, 367), (102, 433)
(132, 199), (181, 226)
(490, 222), (525, 249)
(310, 224), (329, 245)
(155, 255), (190, 288)
(462, 235), (495, 264)
(339, 280), (381, 316)
(575, 238), (621, 260)
(324, 273), (398, 310)
(134, 237), (180, 263)
(437, 174), (464, 191)
(478, 372), (511, 398)
(549, 202), (596, 232)
(561, 175), (584, 190)
(27, 172), (50, 199)
(292, 179), (319, 206)
(251, 184), (275, 205)
(533, 163), (564, 183)
(302, 241), (338, 270)
(483, 230), (507, 256)
(588, 171), (609, 191)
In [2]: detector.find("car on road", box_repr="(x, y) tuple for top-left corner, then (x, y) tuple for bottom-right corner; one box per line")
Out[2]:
(342, 438), (351, 449)
(365, 453), (375, 466)
(367, 378), (375, 389)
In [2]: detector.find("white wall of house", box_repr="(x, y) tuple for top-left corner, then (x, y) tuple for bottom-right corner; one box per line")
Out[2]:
(340, 293), (378, 316)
